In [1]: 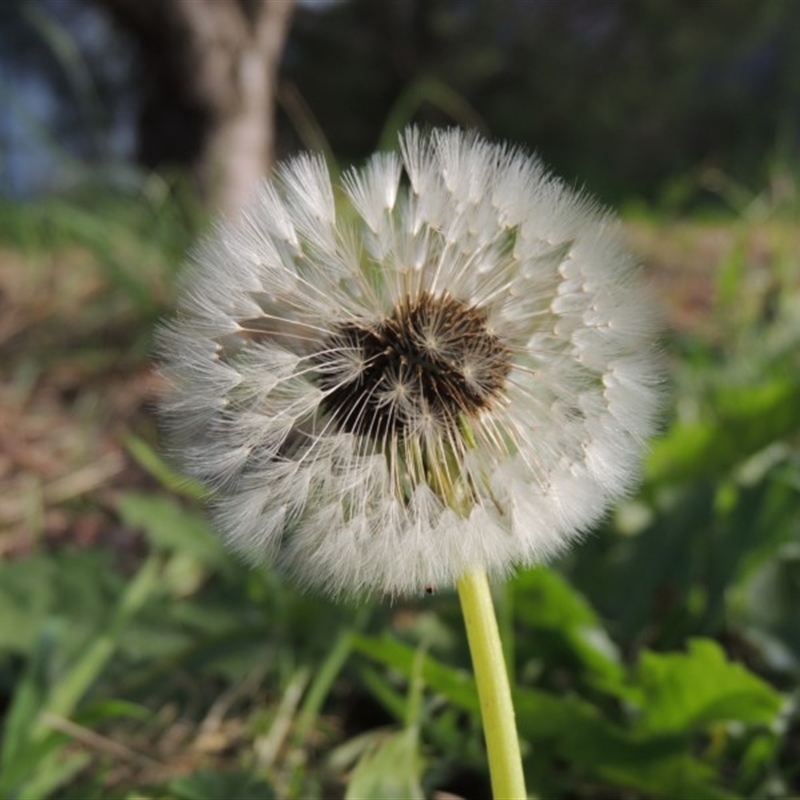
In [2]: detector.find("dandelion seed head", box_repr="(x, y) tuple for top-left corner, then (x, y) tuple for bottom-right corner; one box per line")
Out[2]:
(158, 128), (663, 599)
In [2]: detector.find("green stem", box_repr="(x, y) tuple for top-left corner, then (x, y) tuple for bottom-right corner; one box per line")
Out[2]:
(457, 569), (527, 799)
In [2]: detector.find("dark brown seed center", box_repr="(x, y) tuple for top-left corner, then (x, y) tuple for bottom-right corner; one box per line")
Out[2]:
(315, 292), (510, 440)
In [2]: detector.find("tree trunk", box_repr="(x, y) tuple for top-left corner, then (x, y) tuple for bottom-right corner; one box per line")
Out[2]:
(174, 0), (295, 217)
(93, 0), (295, 217)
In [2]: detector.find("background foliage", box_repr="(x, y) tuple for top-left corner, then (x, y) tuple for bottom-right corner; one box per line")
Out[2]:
(1, 0), (800, 798)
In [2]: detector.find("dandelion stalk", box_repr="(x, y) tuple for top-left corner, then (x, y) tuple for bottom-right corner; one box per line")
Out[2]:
(458, 569), (526, 799)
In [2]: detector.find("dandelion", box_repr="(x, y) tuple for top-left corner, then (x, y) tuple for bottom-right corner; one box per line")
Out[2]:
(159, 126), (660, 597)
(158, 127), (662, 797)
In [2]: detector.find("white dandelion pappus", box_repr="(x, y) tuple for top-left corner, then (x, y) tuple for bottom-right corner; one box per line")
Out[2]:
(158, 128), (662, 599)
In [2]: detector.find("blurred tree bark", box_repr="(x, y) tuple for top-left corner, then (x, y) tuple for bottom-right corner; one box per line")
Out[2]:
(92, 0), (295, 216)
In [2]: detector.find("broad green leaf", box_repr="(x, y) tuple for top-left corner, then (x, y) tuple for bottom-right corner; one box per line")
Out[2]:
(353, 635), (734, 799)
(513, 687), (735, 800)
(630, 638), (783, 735)
(597, 754), (736, 800)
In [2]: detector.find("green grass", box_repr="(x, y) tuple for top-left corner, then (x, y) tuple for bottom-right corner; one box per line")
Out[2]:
(1, 176), (799, 799)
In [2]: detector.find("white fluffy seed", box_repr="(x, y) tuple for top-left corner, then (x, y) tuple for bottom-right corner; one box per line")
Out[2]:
(157, 127), (663, 600)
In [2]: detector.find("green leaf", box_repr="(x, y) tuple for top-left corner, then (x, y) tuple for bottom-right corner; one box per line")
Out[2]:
(116, 492), (230, 572)
(588, 482), (717, 642)
(513, 687), (735, 800)
(0, 625), (93, 800)
(358, 665), (408, 721)
(701, 473), (800, 634)
(0, 625), (57, 777)
(629, 638), (783, 735)
(647, 378), (800, 485)
(740, 555), (800, 666)
(353, 635), (479, 714)
(37, 556), (161, 735)
(78, 698), (151, 726)
(169, 769), (276, 800)
(3, 748), (91, 800)
(715, 236), (748, 313)
(0, 552), (161, 799)
(353, 634), (734, 799)
(344, 728), (425, 800)
(0, 550), (123, 656)
(512, 567), (625, 690)
(512, 567), (599, 628)
(124, 434), (208, 499)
